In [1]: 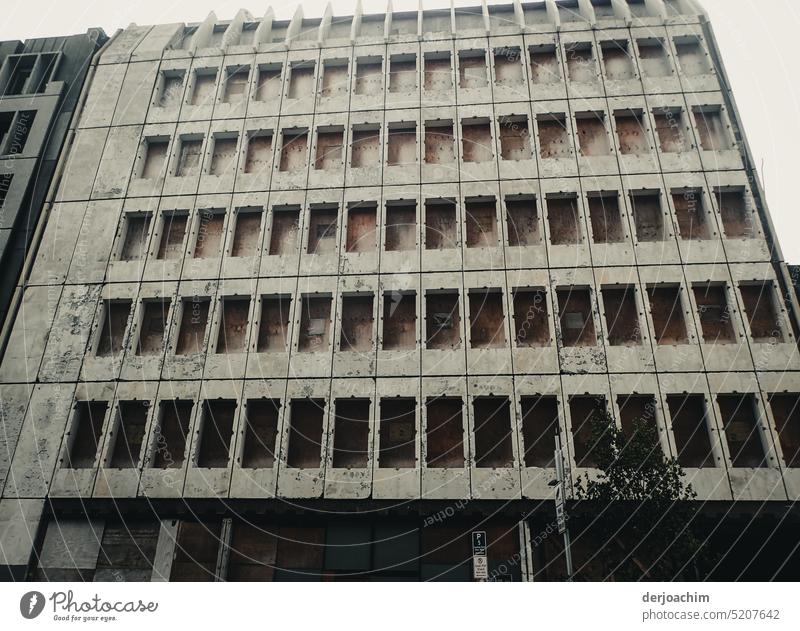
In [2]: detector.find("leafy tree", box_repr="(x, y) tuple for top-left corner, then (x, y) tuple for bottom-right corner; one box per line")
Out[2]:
(573, 411), (715, 581)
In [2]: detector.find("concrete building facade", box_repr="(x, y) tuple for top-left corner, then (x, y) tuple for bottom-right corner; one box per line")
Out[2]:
(1, 0), (799, 581)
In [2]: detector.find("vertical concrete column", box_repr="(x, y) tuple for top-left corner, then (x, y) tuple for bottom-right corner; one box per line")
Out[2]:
(0, 498), (44, 580)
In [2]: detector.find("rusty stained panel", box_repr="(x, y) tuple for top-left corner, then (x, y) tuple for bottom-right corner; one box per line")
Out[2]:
(242, 399), (280, 469)
(193, 210), (225, 258)
(279, 130), (308, 172)
(142, 139), (168, 178)
(190, 69), (217, 105)
(694, 108), (730, 151)
(672, 190), (709, 240)
(340, 294), (374, 351)
(157, 211), (188, 259)
(425, 291), (461, 350)
(66, 401), (108, 469)
(389, 56), (417, 92)
(615, 111), (650, 155)
(739, 283), (783, 342)
(601, 286), (641, 346)
(120, 215), (151, 261)
(382, 291), (416, 350)
(630, 193), (663, 242)
(379, 398), (416, 468)
(209, 135), (238, 176)
(569, 396), (606, 467)
(152, 400), (193, 469)
(216, 298), (250, 353)
(601, 42), (635, 80)
(332, 399), (370, 468)
(287, 63), (315, 99)
(547, 196), (580, 245)
(513, 289), (549, 347)
(474, 397), (513, 468)
(314, 129), (343, 170)
(718, 394), (766, 468)
(529, 47), (561, 84)
(354, 59), (382, 95)
(351, 127), (380, 167)
(654, 111), (687, 153)
(97, 300), (132, 356)
(425, 397), (464, 467)
(255, 65), (282, 101)
(667, 394), (714, 468)
(521, 396), (558, 467)
(425, 201), (457, 249)
(385, 203), (416, 251)
(465, 198), (497, 248)
(136, 299), (169, 355)
(647, 285), (688, 345)
(768, 394), (800, 468)
(387, 126), (417, 165)
(676, 39), (711, 76)
(223, 66), (250, 103)
(424, 122), (455, 164)
(196, 400), (237, 468)
(176, 298), (210, 354)
(231, 208), (263, 257)
(286, 399), (325, 468)
(587, 193), (624, 244)
(458, 51), (488, 89)
(257, 296), (291, 352)
(575, 113), (610, 156)
(693, 283), (736, 343)
(557, 287), (596, 347)
(506, 196), (540, 246)
(716, 189), (753, 239)
(461, 120), (493, 162)
(307, 207), (338, 254)
(537, 116), (570, 159)
(268, 207), (300, 255)
(244, 133), (272, 174)
(176, 137), (203, 176)
(424, 54), (451, 91)
(109, 401), (149, 469)
(321, 61), (349, 97)
(565, 44), (596, 83)
(498, 116), (531, 160)
(469, 290), (506, 348)
(637, 40), (672, 78)
(298, 295), (332, 352)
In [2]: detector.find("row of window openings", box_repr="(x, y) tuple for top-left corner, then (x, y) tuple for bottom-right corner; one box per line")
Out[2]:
(63, 391), (800, 473)
(139, 107), (731, 179)
(0, 52), (59, 97)
(116, 188), (756, 267)
(94, 280), (786, 362)
(156, 37), (711, 109)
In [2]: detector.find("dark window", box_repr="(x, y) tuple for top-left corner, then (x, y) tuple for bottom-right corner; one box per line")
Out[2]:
(65, 401), (108, 469)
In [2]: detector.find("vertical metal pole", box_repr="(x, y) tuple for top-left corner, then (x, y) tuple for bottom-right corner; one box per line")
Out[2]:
(555, 434), (574, 581)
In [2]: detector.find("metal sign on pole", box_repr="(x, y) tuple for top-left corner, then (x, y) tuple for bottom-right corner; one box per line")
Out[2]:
(553, 435), (574, 581)
(472, 530), (488, 580)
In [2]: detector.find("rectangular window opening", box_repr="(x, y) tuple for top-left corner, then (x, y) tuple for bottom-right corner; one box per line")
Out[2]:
(141, 138), (168, 179)
(152, 400), (193, 469)
(96, 300), (132, 357)
(426, 291), (461, 350)
(693, 283), (735, 343)
(547, 195), (580, 245)
(209, 134), (238, 176)
(576, 112), (610, 156)
(461, 119), (493, 163)
(424, 53), (452, 91)
(637, 39), (671, 77)
(287, 399), (325, 468)
(474, 397), (514, 468)
(175, 298), (209, 355)
(469, 289), (506, 349)
(565, 43), (596, 83)
(110, 401), (149, 469)
(667, 395), (714, 468)
(288, 63), (315, 99)
(193, 209), (225, 258)
(458, 50), (488, 88)
(426, 397), (464, 468)
(557, 287), (596, 347)
(425, 199), (457, 250)
(653, 109), (686, 153)
(389, 55), (417, 92)
(588, 192), (624, 243)
(498, 115), (531, 160)
(521, 396), (559, 467)
(190, 70), (217, 106)
(465, 198), (497, 248)
(351, 126), (381, 167)
(615, 110), (649, 155)
(739, 283), (783, 342)
(256, 64), (282, 101)
(321, 60), (348, 98)
(307, 206), (338, 254)
(242, 399), (280, 468)
(768, 394), (800, 468)
(694, 108), (730, 151)
(715, 189), (753, 239)
(602, 286), (641, 346)
(424, 121), (454, 164)
(513, 289), (549, 347)
(157, 211), (188, 259)
(244, 132), (272, 175)
(672, 189), (709, 240)
(494, 47), (523, 85)
(314, 128), (343, 170)
(382, 291), (416, 350)
(136, 299), (169, 356)
(385, 202), (416, 251)
(176, 137), (203, 176)
(279, 129), (308, 172)
(298, 295), (332, 352)
(231, 207), (263, 257)
(332, 399), (370, 468)
(648, 285), (688, 345)
(340, 294), (374, 352)
(718, 394), (766, 468)
(346, 204), (377, 253)
(379, 398), (416, 468)
(538, 114), (570, 159)
(630, 192), (664, 242)
(216, 298), (250, 354)
(569, 396), (606, 468)
(354, 58), (382, 96)
(223, 66), (250, 103)
(66, 401), (108, 469)
(601, 41), (634, 80)
(120, 215), (151, 261)
(268, 206), (300, 255)
(387, 123), (417, 166)
(506, 195), (540, 246)
(257, 295), (291, 352)
(529, 45), (561, 84)
(197, 400), (237, 468)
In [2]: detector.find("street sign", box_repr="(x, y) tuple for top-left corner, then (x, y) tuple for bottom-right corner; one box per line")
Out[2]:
(472, 531), (488, 580)
(472, 531), (487, 555)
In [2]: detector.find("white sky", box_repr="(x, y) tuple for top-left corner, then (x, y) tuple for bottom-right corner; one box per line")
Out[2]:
(2, 0), (798, 261)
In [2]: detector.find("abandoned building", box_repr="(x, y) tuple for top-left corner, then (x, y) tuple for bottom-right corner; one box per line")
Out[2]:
(1, 0), (800, 582)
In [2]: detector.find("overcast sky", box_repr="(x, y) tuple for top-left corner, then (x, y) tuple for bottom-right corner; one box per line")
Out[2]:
(2, 0), (798, 261)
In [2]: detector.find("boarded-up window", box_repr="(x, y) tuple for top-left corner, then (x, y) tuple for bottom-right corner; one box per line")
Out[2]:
(170, 521), (221, 581)
(469, 290), (506, 349)
(231, 208), (262, 257)
(424, 53), (451, 90)
(494, 47), (523, 85)
(97, 300), (131, 356)
(190, 69), (217, 105)
(715, 189), (753, 239)
(307, 206), (337, 254)
(718, 394), (766, 468)
(340, 294), (374, 351)
(506, 196), (540, 246)
(242, 399), (280, 468)
(426, 397), (464, 467)
(287, 63), (315, 99)
(557, 287), (596, 346)
(667, 395), (713, 468)
(768, 394), (800, 468)
(354, 58), (382, 95)
(615, 110), (649, 155)
(269, 207), (300, 255)
(529, 45), (561, 84)
(424, 121), (454, 164)
(66, 401), (108, 468)
(385, 202), (416, 251)
(158, 71), (184, 107)
(575, 113), (610, 156)
(538, 115), (570, 159)
(157, 211), (188, 259)
(141, 138), (168, 178)
(346, 204), (377, 252)
(461, 119), (493, 162)
(255, 64), (282, 101)
(137, 299), (169, 355)
(383, 291), (416, 350)
(152, 400), (193, 468)
(426, 291), (461, 350)
(387, 124), (417, 165)
(569, 396), (606, 467)
(298, 295), (332, 352)
(279, 129), (308, 172)
(675, 38), (710, 76)
(244, 132), (272, 174)
(465, 198), (497, 248)
(286, 399), (325, 468)
(389, 55), (416, 92)
(694, 108), (730, 151)
(565, 43), (595, 82)
(498, 115), (531, 160)
(315, 129), (343, 170)
(321, 60), (348, 97)
(425, 199), (457, 250)
(630, 192), (663, 242)
(223, 66), (249, 103)
(257, 295), (291, 352)
(588, 192), (624, 243)
(176, 298), (209, 354)
(602, 286), (641, 346)
(739, 283), (783, 342)
(474, 397), (514, 468)
(458, 50), (488, 88)
(521, 396), (558, 467)
(351, 127), (381, 167)
(513, 289), (549, 347)
(120, 215), (151, 261)
(110, 401), (149, 468)
(379, 398), (416, 468)
(654, 110), (686, 153)
(672, 190), (709, 240)
(216, 298), (250, 353)
(193, 209), (225, 258)
(209, 134), (238, 176)
(547, 195), (580, 245)
(601, 41), (634, 80)
(197, 400), (236, 468)
(637, 39), (671, 77)
(647, 285), (688, 344)
(176, 137), (203, 176)
(693, 283), (735, 343)
(332, 399), (370, 468)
